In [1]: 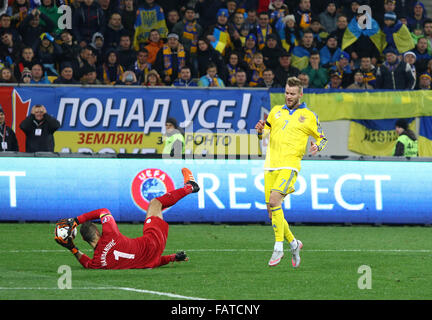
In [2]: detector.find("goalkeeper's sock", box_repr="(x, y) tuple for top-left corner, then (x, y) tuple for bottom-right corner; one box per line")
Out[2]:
(156, 185), (193, 209)
(271, 206), (285, 243)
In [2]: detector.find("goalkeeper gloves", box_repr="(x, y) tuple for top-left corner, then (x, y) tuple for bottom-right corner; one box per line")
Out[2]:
(175, 251), (189, 262)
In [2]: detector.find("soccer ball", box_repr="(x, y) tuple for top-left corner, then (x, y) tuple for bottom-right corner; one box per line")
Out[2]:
(55, 225), (77, 240)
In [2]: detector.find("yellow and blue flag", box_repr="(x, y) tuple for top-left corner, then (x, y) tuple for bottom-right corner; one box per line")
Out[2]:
(419, 116), (432, 156)
(342, 15), (386, 53)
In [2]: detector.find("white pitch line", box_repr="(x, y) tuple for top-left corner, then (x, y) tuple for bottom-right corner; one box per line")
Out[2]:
(1, 248), (431, 253)
(0, 286), (209, 300)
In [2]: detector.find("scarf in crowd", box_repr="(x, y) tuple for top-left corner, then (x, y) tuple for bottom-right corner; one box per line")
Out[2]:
(206, 75), (221, 87)
(243, 47), (256, 65)
(183, 21), (198, 54)
(163, 44), (186, 76)
(103, 64), (124, 84)
(256, 24), (271, 50)
(249, 63), (265, 87)
(297, 10), (311, 30)
(227, 63), (238, 85)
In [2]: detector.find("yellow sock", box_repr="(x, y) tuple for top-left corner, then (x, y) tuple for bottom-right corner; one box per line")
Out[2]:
(271, 206), (285, 242)
(283, 219), (295, 243)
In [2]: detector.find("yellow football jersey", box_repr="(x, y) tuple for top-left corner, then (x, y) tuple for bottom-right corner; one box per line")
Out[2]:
(260, 102), (327, 172)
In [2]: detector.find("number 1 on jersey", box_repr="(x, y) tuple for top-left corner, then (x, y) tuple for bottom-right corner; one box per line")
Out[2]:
(113, 250), (135, 260)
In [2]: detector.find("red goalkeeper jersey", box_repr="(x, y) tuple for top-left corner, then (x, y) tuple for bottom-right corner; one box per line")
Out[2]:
(76, 209), (175, 269)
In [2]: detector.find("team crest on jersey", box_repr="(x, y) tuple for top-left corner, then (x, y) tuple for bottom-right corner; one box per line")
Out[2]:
(298, 115), (306, 123)
(131, 168), (175, 212)
(275, 111), (281, 119)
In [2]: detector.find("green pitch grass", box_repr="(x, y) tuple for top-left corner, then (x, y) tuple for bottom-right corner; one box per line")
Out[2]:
(1, 223), (431, 300)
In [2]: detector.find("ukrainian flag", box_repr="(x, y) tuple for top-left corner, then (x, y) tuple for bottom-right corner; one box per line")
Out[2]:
(134, 5), (168, 50)
(342, 15), (386, 54)
(383, 21), (415, 54)
(419, 117), (432, 156)
(211, 27), (230, 55)
(291, 46), (311, 70)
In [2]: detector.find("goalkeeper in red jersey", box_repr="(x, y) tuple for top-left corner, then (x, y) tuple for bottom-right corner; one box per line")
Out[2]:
(54, 168), (199, 269)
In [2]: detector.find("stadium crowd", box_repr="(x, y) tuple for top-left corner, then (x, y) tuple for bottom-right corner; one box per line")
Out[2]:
(0, 0), (430, 90)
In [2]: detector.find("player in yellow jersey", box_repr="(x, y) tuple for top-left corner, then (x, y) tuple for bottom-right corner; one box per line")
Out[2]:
(255, 76), (327, 267)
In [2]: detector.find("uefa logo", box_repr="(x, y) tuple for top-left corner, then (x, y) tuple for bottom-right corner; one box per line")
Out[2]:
(131, 168), (175, 212)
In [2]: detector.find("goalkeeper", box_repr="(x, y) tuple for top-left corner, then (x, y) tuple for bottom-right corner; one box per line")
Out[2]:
(54, 168), (199, 269)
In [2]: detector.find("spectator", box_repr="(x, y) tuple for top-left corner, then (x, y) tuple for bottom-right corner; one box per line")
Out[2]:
(418, 72), (431, 89)
(53, 62), (80, 84)
(196, 0), (225, 30)
(121, 0), (137, 40)
(117, 34), (136, 70)
(30, 63), (50, 84)
(230, 68), (248, 88)
(80, 65), (102, 85)
(301, 51), (328, 88)
(59, 29), (81, 64)
(260, 68), (282, 88)
(276, 15), (301, 53)
(347, 71), (374, 90)
(172, 66), (197, 87)
(98, 0), (116, 18)
(205, 8), (233, 56)
(248, 51), (266, 87)
(89, 32), (104, 64)
(20, 66), (31, 83)
(162, 117), (184, 157)
(0, 29), (24, 66)
(382, 11), (415, 55)
(154, 32), (189, 85)
(330, 14), (348, 49)
(0, 14), (21, 42)
(344, 0), (361, 21)
(134, 0), (168, 50)
(143, 69), (163, 86)
(294, 0), (312, 31)
(243, 8), (258, 33)
(132, 48), (151, 84)
(38, 0), (61, 36)
(0, 105), (19, 152)
(10, 0), (29, 29)
(0, 66), (17, 82)
(72, 46), (92, 79)
(261, 33), (285, 70)
(269, 0), (288, 27)
(13, 46), (38, 80)
(115, 70), (139, 85)
(195, 37), (226, 80)
(403, 51), (417, 88)
(377, 0), (398, 27)
(393, 119), (418, 157)
(198, 62), (225, 87)
(319, 0), (338, 34)
(325, 70), (343, 89)
(291, 30), (316, 71)
(274, 51), (300, 86)
(407, 1), (428, 31)
(298, 72), (310, 88)
(99, 49), (124, 85)
(320, 34), (342, 69)
(103, 12), (126, 50)
(251, 11), (274, 51)
(309, 18), (327, 49)
(171, 6), (203, 63)
(240, 33), (258, 66)
(165, 9), (180, 33)
(413, 36), (432, 74)
(72, 0), (106, 48)
(143, 29), (163, 64)
(354, 56), (377, 88)
(423, 19), (432, 52)
(226, 0), (238, 18)
(228, 11), (246, 50)
(19, 104), (60, 153)
(332, 51), (353, 88)
(225, 51), (248, 86)
(33, 32), (63, 76)
(376, 47), (415, 89)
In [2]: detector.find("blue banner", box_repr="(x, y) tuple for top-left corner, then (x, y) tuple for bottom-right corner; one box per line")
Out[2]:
(14, 87), (270, 133)
(0, 157), (431, 224)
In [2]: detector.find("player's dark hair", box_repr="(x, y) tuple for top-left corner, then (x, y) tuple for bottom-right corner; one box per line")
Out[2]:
(80, 221), (99, 243)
